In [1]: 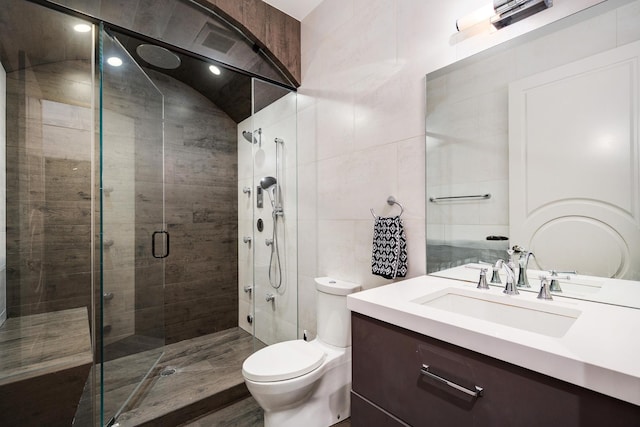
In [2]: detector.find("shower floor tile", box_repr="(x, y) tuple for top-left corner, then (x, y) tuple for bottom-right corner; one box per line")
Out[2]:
(106, 327), (255, 426)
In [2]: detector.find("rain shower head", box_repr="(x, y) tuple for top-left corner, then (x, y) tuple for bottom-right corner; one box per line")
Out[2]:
(260, 176), (277, 190)
(242, 128), (261, 144)
(242, 130), (257, 144)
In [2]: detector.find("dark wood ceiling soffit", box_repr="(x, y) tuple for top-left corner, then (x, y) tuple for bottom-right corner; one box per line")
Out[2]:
(194, 0), (301, 87)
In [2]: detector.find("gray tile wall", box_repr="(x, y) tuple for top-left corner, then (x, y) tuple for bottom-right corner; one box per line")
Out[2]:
(5, 60), (94, 318)
(147, 70), (238, 344)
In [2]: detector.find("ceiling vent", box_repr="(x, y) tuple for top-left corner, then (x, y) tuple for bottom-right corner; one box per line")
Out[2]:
(195, 22), (236, 54)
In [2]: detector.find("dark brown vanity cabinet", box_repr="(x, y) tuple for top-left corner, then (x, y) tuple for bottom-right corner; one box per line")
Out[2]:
(351, 313), (640, 427)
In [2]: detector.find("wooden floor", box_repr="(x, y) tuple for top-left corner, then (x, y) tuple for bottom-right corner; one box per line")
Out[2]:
(93, 327), (352, 426)
(183, 396), (352, 427)
(109, 327), (255, 426)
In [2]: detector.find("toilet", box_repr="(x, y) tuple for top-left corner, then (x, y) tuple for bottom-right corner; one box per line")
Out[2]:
(242, 277), (361, 427)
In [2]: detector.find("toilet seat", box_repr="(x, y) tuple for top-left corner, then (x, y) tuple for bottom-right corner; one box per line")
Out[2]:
(242, 340), (326, 382)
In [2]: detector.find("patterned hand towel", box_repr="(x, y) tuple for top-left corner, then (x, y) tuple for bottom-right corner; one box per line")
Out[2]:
(371, 216), (408, 279)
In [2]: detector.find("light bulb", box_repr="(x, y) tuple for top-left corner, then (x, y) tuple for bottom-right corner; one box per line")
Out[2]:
(73, 24), (92, 33)
(107, 57), (123, 67)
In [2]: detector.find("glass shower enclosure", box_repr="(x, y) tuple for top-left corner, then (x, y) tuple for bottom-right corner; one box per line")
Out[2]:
(0, 3), (167, 425)
(1, 0), (298, 425)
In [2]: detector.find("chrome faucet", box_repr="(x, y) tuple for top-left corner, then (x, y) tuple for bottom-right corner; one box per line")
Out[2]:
(517, 251), (535, 288)
(502, 262), (518, 295)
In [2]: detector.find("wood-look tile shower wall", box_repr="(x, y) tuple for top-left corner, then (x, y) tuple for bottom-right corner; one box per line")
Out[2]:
(5, 60), (238, 345)
(5, 61), (94, 318)
(148, 69), (238, 344)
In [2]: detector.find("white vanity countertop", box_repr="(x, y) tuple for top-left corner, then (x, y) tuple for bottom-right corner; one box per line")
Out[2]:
(347, 275), (640, 406)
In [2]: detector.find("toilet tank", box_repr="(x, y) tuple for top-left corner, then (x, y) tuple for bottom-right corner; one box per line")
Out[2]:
(315, 277), (361, 347)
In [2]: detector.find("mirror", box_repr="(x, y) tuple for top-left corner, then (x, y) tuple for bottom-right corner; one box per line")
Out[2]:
(425, 0), (640, 309)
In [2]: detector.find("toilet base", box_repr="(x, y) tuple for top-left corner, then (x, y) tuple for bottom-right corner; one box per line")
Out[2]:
(263, 357), (351, 427)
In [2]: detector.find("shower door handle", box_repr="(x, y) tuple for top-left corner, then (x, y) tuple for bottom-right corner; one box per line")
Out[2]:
(152, 230), (170, 259)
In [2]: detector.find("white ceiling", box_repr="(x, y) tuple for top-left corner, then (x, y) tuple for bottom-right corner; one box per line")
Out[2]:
(262, 0), (323, 21)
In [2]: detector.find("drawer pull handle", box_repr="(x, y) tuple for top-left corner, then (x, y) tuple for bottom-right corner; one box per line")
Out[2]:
(420, 364), (484, 398)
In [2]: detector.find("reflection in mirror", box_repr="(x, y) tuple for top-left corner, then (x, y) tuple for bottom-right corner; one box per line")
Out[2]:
(426, 0), (640, 309)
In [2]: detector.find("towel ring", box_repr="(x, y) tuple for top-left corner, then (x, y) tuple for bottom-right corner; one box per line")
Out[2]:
(370, 196), (404, 219)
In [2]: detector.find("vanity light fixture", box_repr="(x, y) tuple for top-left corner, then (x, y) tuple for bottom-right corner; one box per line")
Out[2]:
(73, 23), (92, 33)
(208, 64), (221, 75)
(456, 0), (552, 32)
(107, 56), (123, 67)
(456, 3), (495, 31)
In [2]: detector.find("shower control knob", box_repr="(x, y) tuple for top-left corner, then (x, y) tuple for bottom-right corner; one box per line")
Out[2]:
(243, 236), (252, 244)
(247, 314), (254, 324)
(265, 293), (275, 302)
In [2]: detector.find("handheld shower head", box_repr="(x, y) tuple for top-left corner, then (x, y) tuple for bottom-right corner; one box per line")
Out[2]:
(260, 176), (278, 208)
(260, 176), (277, 190)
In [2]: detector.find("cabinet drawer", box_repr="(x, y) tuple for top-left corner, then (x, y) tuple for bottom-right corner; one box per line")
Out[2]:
(351, 391), (407, 427)
(352, 313), (640, 427)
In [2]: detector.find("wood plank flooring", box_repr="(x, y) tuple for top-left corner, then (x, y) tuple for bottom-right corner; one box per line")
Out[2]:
(182, 396), (352, 427)
(78, 326), (352, 426)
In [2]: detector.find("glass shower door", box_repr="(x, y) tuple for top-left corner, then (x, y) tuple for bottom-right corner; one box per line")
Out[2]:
(99, 29), (166, 425)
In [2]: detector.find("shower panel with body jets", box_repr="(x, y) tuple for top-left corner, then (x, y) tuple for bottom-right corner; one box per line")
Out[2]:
(240, 97), (297, 347)
(242, 128), (285, 290)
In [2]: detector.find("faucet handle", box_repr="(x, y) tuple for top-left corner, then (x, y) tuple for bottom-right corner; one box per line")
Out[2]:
(476, 260), (504, 284)
(537, 276), (553, 300)
(464, 266), (491, 289)
(548, 270), (577, 292)
(537, 274), (571, 300)
(477, 268), (489, 290)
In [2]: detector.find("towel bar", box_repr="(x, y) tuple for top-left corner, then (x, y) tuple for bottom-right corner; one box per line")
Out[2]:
(371, 196), (404, 218)
(429, 193), (491, 202)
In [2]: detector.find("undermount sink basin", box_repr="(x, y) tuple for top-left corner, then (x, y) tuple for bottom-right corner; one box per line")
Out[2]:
(413, 288), (581, 338)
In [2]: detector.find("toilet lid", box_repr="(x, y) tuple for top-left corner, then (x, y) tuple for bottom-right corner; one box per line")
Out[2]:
(242, 340), (326, 382)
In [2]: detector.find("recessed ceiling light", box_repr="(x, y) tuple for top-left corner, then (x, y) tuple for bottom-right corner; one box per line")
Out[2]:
(209, 65), (221, 75)
(73, 24), (92, 33)
(107, 57), (123, 67)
